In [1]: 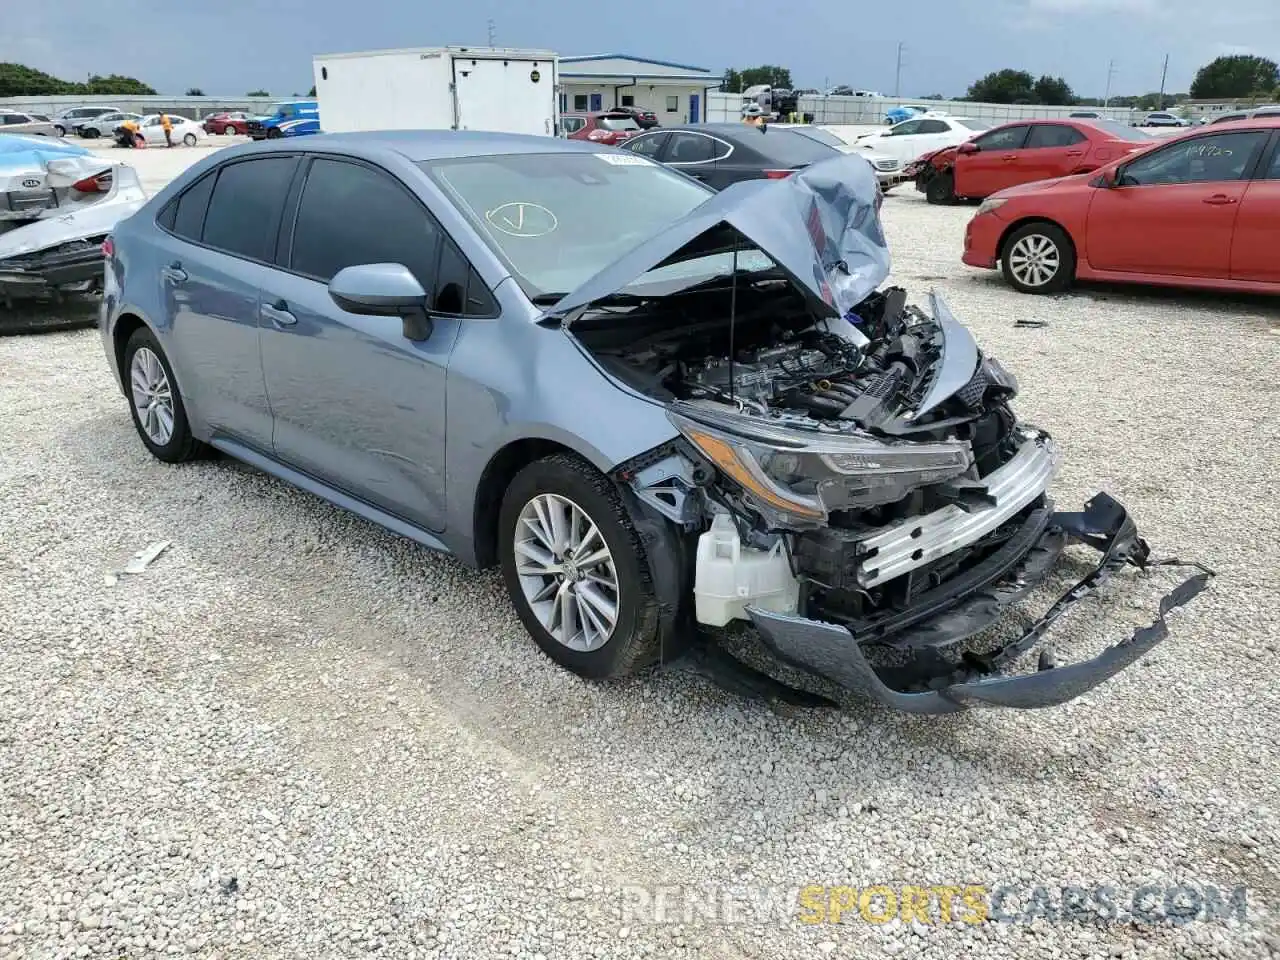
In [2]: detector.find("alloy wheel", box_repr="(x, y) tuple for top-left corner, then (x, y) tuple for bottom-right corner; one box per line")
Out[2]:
(130, 347), (175, 446)
(513, 493), (620, 652)
(1007, 234), (1061, 288)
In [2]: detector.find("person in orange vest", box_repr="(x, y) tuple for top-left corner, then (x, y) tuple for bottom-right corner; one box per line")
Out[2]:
(118, 118), (142, 148)
(160, 113), (174, 147)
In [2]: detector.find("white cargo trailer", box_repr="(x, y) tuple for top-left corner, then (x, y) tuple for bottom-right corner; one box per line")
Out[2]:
(313, 46), (560, 136)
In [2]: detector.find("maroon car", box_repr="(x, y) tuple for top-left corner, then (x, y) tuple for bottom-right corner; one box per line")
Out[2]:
(561, 111), (642, 145)
(615, 105), (659, 129)
(201, 112), (251, 135)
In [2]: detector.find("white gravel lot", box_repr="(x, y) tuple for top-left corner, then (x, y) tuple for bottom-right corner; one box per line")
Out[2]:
(1, 144), (1278, 960)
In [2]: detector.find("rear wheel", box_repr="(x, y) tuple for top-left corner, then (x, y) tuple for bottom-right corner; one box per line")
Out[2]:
(1001, 222), (1076, 294)
(54, 124), (66, 137)
(82, 127), (99, 139)
(122, 326), (207, 463)
(925, 170), (956, 204)
(498, 454), (665, 680)
(182, 132), (197, 146)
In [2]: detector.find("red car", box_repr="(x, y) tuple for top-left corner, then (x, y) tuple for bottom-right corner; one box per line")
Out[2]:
(911, 119), (1153, 204)
(560, 111), (642, 145)
(201, 112), (251, 135)
(962, 118), (1280, 294)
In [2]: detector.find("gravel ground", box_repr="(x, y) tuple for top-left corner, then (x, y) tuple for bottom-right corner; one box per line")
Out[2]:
(2, 147), (1279, 960)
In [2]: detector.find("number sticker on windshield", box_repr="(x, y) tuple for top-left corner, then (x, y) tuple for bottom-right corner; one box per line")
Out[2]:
(485, 202), (558, 238)
(595, 152), (649, 165)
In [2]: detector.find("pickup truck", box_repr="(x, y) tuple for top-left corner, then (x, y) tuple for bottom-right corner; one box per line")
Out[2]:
(246, 101), (320, 140)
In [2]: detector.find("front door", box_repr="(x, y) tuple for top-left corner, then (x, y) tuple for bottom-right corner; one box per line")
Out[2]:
(589, 93), (602, 112)
(954, 124), (1031, 197)
(1085, 128), (1270, 278)
(1230, 135), (1280, 284)
(257, 156), (463, 532)
(689, 93), (700, 124)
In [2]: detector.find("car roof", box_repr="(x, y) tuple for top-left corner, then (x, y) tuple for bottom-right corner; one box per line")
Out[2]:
(213, 129), (629, 162)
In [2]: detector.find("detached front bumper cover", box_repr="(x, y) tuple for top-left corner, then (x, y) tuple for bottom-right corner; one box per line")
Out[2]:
(748, 492), (1214, 713)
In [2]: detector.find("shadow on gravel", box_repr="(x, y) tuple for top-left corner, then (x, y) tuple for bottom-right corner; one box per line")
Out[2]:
(1, 298), (99, 336)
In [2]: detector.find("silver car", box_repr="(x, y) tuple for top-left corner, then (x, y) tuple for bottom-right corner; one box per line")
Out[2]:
(1, 112), (59, 137)
(50, 106), (123, 137)
(98, 132), (1208, 713)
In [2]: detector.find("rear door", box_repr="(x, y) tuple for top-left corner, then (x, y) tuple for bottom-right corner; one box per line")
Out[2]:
(1230, 133), (1280, 284)
(1015, 123), (1091, 184)
(1085, 128), (1269, 278)
(153, 155), (299, 450)
(954, 124), (1031, 197)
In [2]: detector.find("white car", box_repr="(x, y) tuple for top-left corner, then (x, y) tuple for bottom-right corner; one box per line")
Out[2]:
(134, 114), (205, 147)
(853, 115), (991, 165)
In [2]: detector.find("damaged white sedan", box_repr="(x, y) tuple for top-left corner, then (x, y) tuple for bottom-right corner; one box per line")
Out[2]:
(99, 134), (1210, 713)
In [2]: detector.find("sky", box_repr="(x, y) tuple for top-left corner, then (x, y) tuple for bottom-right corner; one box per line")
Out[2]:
(3, 0), (1277, 100)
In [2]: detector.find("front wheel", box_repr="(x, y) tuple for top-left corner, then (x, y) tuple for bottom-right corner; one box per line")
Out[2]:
(54, 124), (65, 137)
(1001, 222), (1076, 294)
(82, 128), (99, 139)
(925, 170), (956, 204)
(265, 127), (282, 139)
(498, 454), (665, 680)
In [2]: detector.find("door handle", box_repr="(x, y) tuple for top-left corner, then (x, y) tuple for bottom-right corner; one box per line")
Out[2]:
(1065, 150), (1083, 156)
(161, 262), (187, 283)
(1202, 194), (1238, 205)
(1002, 154), (1018, 161)
(261, 299), (297, 327)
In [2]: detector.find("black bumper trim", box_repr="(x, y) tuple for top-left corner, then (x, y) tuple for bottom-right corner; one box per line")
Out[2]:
(0, 247), (103, 295)
(747, 492), (1213, 713)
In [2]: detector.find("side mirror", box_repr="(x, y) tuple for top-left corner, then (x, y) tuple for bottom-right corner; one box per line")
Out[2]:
(329, 262), (433, 341)
(957, 141), (979, 155)
(1095, 166), (1120, 188)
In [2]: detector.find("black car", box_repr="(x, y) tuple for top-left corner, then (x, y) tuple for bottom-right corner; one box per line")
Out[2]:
(614, 105), (659, 128)
(617, 122), (840, 191)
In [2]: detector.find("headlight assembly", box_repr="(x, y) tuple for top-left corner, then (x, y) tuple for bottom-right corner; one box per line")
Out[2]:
(668, 403), (974, 527)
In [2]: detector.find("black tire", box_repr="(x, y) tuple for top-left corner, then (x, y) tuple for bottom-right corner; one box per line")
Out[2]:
(82, 127), (99, 139)
(925, 170), (956, 204)
(54, 124), (66, 137)
(498, 453), (664, 680)
(266, 127), (282, 139)
(1000, 222), (1076, 294)
(121, 326), (208, 463)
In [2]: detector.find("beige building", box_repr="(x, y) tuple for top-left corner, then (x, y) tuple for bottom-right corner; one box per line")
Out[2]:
(558, 54), (721, 124)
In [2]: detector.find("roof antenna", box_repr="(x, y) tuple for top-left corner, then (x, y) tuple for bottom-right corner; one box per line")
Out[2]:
(728, 239), (739, 405)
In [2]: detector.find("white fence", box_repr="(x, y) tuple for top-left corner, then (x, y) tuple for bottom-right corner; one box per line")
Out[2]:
(0, 94), (290, 120)
(704, 91), (1139, 125)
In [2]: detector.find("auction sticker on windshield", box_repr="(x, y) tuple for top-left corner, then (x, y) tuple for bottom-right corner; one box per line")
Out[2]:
(596, 153), (650, 165)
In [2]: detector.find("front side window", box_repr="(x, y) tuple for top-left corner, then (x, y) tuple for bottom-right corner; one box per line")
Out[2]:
(1119, 131), (1270, 186)
(422, 152), (721, 299)
(974, 125), (1030, 150)
(201, 156), (297, 261)
(1264, 144), (1280, 179)
(290, 158), (442, 290)
(887, 120), (922, 136)
(1025, 124), (1086, 148)
(916, 119), (950, 134)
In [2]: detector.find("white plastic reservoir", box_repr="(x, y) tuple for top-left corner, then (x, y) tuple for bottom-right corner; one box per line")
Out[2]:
(694, 513), (801, 627)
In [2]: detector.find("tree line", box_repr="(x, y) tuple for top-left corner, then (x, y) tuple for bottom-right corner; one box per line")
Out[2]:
(723, 55), (1279, 105)
(0, 62), (315, 99)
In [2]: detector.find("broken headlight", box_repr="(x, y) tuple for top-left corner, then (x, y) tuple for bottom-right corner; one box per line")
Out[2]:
(668, 403), (974, 526)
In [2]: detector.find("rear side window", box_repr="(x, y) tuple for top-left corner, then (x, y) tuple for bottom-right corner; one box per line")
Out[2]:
(665, 132), (715, 163)
(160, 170), (217, 239)
(289, 158), (442, 289)
(201, 157), (297, 262)
(1263, 143), (1280, 180)
(1025, 125), (1087, 148)
(751, 129), (840, 165)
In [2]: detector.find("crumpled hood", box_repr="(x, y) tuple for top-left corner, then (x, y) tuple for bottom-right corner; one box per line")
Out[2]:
(544, 151), (891, 322)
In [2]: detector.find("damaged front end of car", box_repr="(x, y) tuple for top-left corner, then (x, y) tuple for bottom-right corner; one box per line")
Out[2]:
(548, 150), (1212, 713)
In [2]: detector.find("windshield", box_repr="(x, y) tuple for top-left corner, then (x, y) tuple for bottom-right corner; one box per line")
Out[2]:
(956, 119), (991, 131)
(598, 116), (640, 131)
(1085, 119), (1151, 141)
(422, 152), (774, 300)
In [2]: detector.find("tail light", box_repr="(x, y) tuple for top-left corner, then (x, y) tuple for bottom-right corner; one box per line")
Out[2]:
(101, 236), (114, 258)
(763, 169), (794, 179)
(72, 171), (113, 193)
(587, 129), (610, 141)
